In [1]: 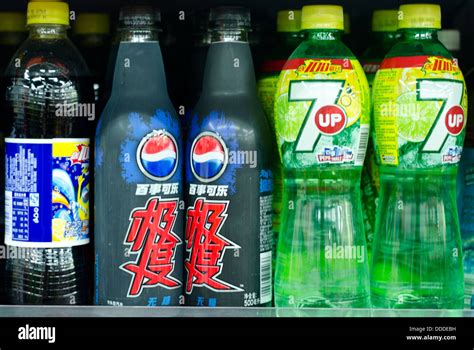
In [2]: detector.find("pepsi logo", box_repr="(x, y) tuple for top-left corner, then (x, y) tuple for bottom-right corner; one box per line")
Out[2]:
(190, 132), (228, 183)
(137, 130), (178, 181)
(314, 105), (347, 135)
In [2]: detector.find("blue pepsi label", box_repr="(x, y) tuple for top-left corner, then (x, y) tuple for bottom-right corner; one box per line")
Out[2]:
(5, 138), (90, 248)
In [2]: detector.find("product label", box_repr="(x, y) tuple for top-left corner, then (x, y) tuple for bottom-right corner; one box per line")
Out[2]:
(185, 112), (273, 307)
(275, 58), (371, 168)
(5, 138), (90, 248)
(372, 56), (468, 168)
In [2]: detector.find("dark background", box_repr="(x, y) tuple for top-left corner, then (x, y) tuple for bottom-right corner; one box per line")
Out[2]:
(2, 0), (472, 59)
(3, 0), (473, 108)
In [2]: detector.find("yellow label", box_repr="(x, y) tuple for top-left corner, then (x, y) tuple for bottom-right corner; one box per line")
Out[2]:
(275, 58), (370, 168)
(373, 55), (467, 168)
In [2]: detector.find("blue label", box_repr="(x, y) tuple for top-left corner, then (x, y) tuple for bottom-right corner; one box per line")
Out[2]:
(5, 141), (52, 244)
(5, 138), (90, 248)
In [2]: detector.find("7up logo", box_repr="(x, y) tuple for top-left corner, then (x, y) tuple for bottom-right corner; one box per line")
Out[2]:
(419, 79), (465, 152)
(289, 80), (346, 152)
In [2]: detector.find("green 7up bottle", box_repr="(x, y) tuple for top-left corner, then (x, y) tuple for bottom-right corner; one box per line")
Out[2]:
(371, 4), (467, 309)
(274, 5), (371, 308)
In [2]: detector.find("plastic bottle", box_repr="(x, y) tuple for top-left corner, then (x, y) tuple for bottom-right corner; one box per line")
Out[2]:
(2, 1), (94, 305)
(274, 5), (371, 308)
(371, 4), (466, 309)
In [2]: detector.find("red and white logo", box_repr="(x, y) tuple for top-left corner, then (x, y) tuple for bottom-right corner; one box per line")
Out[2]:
(70, 144), (89, 165)
(314, 105), (347, 135)
(185, 198), (243, 294)
(120, 197), (182, 297)
(445, 105), (465, 136)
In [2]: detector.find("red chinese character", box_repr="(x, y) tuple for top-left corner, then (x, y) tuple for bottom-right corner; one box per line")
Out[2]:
(185, 198), (241, 293)
(121, 197), (181, 297)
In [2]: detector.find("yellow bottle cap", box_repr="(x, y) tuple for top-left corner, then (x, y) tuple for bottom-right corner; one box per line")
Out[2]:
(0, 12), (27, 32)
(398, 4), (441, 29)
(277, 10), (302, 33)
(301, 5), (344, 31)
(27, 1), (70, 26)
(372, 9), (398, 32)
(74, 13), (110, 35)
(344, 12), (350, 34)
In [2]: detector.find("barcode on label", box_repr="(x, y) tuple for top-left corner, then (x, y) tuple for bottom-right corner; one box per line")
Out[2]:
(260, 251), (272, 304)
(355, 124), (370, 166)
(5, 191), (12, 238)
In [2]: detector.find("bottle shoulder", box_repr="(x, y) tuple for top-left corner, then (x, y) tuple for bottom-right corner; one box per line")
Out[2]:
(290, 39), (356, 60)
(5, 37), (91, 78)
(385, 39), (452, 59)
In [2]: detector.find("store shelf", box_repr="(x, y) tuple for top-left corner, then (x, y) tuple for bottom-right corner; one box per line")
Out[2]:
(0, 306), (472, 318)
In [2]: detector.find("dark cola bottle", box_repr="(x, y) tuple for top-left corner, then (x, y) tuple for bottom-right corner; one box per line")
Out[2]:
(185, 7), (274, 307)
(95, 6), (184, 307)
(2, 1), (94, 305)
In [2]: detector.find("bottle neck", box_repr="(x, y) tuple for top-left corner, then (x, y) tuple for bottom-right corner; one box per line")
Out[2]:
(28, 24), (69, 39)
(398, 28), (439, 42)
(210, 29), (249, 43)
(303, 29), (343, 42)
(110, 30), (168, 99)
(202, 29), (256, 96)
(117, 27), (160, 42)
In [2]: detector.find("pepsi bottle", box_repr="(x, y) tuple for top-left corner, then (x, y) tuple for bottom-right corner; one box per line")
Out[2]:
(185, 7), (274, 307)
(95, 7), (184, 306)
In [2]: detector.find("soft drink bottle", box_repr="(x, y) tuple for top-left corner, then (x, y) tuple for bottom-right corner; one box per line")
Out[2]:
(360, 9), (398, 258)
(95, 6), (184, 306)
(274, 5), (371, 308)
(2, 1), (94, 305)
(185, 7), (274, 307)
(257, 9), (302, 271)
(371, 4), (466, 309)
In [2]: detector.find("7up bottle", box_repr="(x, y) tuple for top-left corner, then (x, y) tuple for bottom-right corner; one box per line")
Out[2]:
(274, 5), (371, 308)
(371, 4), (466, 309)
